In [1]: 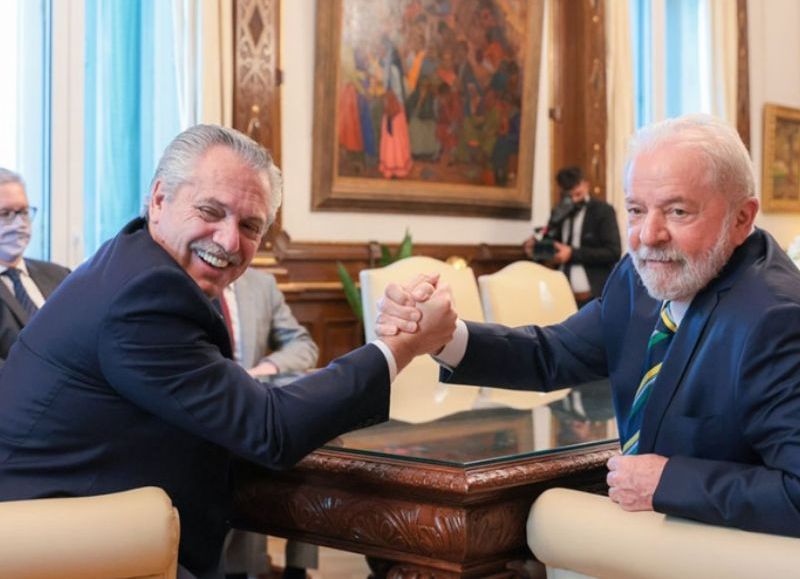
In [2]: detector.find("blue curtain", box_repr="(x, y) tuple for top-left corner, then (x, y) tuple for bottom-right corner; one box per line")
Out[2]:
(83, 0), (180, 256)
(630, 0), (707, 128)
(664, 0), (703, 118)
(630, 0), (652, 129)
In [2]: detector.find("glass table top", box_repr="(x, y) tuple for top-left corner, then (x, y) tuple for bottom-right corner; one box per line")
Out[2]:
(325, 380), (619, 467)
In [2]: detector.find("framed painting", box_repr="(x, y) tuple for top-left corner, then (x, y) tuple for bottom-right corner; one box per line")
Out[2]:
(311, 0), (544, 219)
(762, 103), (800, 212)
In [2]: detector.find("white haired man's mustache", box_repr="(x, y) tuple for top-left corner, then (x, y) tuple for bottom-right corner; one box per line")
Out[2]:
(189, 239), (243, 266)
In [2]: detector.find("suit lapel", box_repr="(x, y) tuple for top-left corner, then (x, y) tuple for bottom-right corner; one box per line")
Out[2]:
(579, 200), (598, 245)
(26, 260), (59, 297)
(0, 278), (28, 325)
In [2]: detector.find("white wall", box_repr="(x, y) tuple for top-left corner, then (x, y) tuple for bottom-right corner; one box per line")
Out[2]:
(748, 0), (800, 248)
(280, 0), (551, 245)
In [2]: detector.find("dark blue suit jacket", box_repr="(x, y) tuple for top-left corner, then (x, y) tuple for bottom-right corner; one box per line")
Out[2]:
(445, 229), (800, 537)
(0, 218), (390, 577)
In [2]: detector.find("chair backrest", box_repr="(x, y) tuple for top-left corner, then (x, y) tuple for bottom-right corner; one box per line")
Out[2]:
(478, 261), (577, 327)
(0, 486), (180, 579)
(360, 256), (485, 422)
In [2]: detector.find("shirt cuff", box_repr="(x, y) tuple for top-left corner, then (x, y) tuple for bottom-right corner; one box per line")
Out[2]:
(433, 319), (468, 370)
(371, 339), (398, 382)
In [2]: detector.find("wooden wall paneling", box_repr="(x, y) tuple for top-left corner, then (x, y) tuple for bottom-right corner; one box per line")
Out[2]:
(550, 0), (607, 203)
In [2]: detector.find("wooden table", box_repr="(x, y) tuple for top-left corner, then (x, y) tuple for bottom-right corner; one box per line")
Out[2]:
(232, 384), (618, 578)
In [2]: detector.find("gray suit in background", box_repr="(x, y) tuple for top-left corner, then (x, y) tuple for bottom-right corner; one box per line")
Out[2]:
(233, 267), (318, 372)
(224, 268), (320, 577)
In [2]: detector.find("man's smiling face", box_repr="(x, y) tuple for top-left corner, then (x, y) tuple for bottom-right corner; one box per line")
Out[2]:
(147, 145), (270, 298)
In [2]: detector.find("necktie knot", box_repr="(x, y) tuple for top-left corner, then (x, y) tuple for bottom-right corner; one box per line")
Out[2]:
(3, 267), (39, 317)
(3, 268), (21, 282)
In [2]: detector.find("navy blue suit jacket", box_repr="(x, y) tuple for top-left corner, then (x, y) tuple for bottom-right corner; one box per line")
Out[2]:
(0, 218), (390, 577)
(445, 229), (800, 537)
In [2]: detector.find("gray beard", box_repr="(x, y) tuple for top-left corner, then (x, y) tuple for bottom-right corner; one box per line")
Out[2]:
(629, 217), (734, 301)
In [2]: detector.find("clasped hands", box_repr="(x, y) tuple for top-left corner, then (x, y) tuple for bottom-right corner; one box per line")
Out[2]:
(375, 273), (457, 371)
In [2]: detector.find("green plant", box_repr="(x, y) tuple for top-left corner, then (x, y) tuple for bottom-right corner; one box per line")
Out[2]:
(337, 229), (413, 322)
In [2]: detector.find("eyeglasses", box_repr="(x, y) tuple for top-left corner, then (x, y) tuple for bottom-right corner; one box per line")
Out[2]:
(0, 207), (37, 224)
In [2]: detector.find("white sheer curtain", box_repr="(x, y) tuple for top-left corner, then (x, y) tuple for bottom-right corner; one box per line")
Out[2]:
(708, 0), (738, 126)
(172, 0), (233, 128)
(605, 0), (635, 248)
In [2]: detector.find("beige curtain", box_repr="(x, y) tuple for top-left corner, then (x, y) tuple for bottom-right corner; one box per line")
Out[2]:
(200, 0), (234, 126)
(708, 0), (738, 126)
(172, 0), (233, 128)
(605, 0), (636, 249)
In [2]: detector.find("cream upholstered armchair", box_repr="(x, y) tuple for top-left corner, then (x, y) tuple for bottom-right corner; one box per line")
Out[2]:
(478, 260), (577, 326)
(527, 488), (800, 579)
(360, 255), (486, 422)
(0, 486), (180, 579)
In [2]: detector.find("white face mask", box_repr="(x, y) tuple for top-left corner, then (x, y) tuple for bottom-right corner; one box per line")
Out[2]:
(0, 218), (31, 264)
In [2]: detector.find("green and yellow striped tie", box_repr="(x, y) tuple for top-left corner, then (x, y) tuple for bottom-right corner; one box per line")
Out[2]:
(622, 302), (677, 455)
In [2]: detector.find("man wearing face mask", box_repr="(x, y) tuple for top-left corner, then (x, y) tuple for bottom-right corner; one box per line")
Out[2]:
(523, 166), (621, 306)
(0, 168), (70, 365)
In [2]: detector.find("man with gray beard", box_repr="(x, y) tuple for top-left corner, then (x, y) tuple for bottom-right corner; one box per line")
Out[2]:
(377, 114), (800, 538)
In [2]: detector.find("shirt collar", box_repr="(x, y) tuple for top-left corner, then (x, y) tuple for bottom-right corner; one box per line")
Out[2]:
(0, 260), (29, 277)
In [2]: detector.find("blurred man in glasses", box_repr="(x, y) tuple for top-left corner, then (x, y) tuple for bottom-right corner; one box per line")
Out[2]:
(0, 168), (70, 365)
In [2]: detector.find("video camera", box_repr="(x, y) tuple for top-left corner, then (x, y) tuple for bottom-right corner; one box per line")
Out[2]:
(530, 195), (580, 262)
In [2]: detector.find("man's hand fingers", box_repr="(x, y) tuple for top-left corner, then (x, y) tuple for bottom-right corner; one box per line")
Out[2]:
(377, 284), (422, 324)
(376, 312), (419, 334)
(401, 273), (440, 302)
(384, 282), (415, 307)
(375, 322), (400, 337)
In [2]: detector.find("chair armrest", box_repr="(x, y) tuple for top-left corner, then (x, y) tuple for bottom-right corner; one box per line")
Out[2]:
(0, 486), (180, 579)
(527, 488), (800, 579)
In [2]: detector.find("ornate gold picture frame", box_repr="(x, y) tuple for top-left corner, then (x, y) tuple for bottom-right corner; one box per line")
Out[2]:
(761, 103), (800, 213)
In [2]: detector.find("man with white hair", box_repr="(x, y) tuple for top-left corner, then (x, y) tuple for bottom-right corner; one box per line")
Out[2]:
(0, 168), (70, 364)
(0, 125), (456, 579)
(378, 114), (800, 537)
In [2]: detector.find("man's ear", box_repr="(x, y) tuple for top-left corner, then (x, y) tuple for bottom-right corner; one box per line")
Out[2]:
(733, 196), (760, 245)
(148, 181), (166, 223)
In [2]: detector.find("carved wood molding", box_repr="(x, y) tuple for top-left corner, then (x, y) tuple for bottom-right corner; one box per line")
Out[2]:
(233, 0), (280, 161)
(238, 443), (616, 496)
(257, 228), (528, 283)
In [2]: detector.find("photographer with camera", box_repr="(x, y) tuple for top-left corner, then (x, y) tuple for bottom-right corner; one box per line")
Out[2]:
(523, 166), (621, 306)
